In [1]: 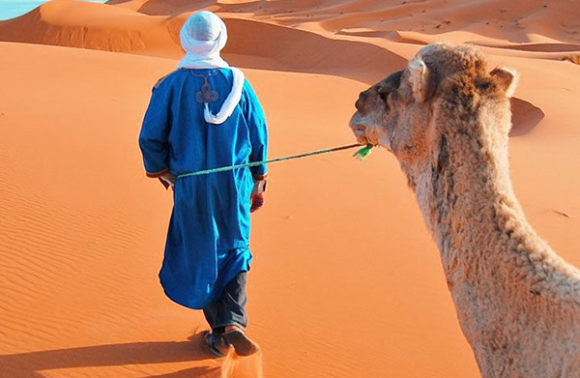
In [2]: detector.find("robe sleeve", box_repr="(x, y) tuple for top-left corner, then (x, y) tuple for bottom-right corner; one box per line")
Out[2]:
(138, 79), (173, 178)
(241, 80), (268, 181)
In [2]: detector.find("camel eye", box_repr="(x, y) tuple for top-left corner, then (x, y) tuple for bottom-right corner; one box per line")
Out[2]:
(378, 90), (392, 112)
(378, 90), (389, 103)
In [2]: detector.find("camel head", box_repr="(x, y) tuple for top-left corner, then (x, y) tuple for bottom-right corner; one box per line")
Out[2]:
(350, 42), (518, 169)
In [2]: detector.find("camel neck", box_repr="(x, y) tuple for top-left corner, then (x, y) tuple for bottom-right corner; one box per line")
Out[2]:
(413, 121), (535, 284)
(409, 116), (580, 356)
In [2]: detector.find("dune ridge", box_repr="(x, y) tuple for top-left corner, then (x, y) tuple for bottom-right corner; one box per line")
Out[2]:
(2, 0), (580, 77)
(0, 0), (181, 57)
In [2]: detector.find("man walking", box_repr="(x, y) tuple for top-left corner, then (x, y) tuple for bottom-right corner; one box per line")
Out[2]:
(139, 11), (268, 357)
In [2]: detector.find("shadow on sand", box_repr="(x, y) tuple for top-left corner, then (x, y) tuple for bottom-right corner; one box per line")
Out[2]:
(510, 97), (545, 137)
(0, 332), (263, 378)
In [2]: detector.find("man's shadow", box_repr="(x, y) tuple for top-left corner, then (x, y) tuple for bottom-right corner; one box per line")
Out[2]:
(0, 332), (221, 378)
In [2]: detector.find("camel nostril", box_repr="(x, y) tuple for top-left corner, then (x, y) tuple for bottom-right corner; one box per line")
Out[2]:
(355, 92), (367, 111)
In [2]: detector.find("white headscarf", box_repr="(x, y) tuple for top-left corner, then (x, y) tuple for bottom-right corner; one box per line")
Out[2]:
(178, 11), (245, 125)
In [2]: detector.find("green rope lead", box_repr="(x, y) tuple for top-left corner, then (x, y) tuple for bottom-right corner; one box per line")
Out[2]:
(353, 144), (373, 160)
(177, 143), (374, 179)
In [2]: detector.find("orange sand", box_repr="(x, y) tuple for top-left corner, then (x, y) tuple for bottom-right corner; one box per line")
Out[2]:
(0, 1), (579, 377)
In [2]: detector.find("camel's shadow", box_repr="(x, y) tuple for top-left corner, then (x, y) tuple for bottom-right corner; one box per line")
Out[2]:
(0, 332), (221, 378)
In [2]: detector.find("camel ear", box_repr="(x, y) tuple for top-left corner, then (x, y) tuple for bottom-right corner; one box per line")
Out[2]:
(408, 58), (433, 103)
(490, 67), (519, 98)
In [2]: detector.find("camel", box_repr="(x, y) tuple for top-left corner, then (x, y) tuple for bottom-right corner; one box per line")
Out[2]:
(349, 42), (580, 378)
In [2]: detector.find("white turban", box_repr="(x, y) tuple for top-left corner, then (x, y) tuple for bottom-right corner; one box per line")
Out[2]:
(178, 11), (245, 125)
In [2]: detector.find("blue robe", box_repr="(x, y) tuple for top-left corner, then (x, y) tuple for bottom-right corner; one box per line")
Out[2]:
(139, 68), (268, 309)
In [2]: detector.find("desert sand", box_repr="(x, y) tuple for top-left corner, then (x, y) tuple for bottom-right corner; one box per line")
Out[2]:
(0, 1), (579, 377)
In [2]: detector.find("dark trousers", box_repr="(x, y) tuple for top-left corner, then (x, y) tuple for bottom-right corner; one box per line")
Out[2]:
(203, 272), (248, 333)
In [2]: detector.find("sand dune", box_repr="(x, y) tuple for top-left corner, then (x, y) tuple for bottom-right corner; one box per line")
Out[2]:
(1, 0), (580, 377)
(0, 0), (182, 57)
(2, 0), (578, 79)
(0, 1), (406, 82)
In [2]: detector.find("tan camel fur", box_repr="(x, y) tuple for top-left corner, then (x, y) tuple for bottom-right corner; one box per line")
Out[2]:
(350, 42), (580, 378)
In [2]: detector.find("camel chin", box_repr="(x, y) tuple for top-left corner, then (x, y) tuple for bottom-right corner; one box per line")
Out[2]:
(348, 113), (386, 149)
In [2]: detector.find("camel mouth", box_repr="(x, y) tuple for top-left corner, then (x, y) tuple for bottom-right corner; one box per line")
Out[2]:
(349, 112), (373, 145)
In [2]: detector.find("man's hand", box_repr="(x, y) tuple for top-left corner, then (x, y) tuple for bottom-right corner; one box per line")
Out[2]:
(158, 172), (176, 190)
(250, 193), (265, 213)
(250, 179), (267, 212)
